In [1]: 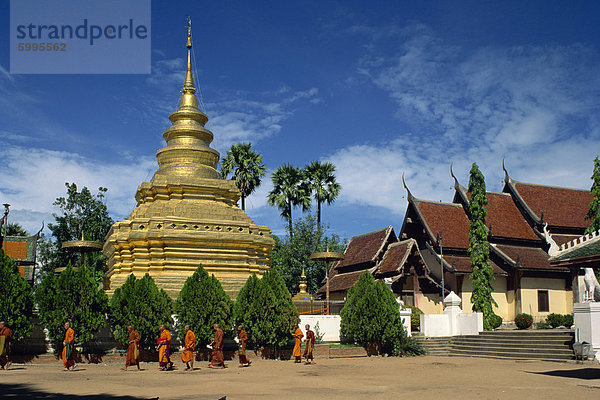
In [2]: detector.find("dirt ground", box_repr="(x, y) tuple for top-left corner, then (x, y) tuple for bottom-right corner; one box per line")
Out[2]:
(0, 356), (599, 400)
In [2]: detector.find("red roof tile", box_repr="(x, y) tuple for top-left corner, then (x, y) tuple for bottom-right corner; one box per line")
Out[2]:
(445, 255), (506, 275)
(336, 226), (395, 269)
(318, 269), (368, 293)
(513, 182), (592, 229)
(376, 240), (414, 274)
(492, 244), (568, 271)
(415, 201), (470, 249)
(486, 192), (540, 241)
(551, 234), (581, 246)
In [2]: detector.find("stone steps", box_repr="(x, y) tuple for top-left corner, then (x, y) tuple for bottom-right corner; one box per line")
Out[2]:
(415, 330), (575, 362)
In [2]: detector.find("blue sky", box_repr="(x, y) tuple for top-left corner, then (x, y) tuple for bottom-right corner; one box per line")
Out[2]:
(1, 1), (600, 240)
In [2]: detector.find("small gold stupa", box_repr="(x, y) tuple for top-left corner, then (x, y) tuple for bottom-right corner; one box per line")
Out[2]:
(103, 23), (274, 298)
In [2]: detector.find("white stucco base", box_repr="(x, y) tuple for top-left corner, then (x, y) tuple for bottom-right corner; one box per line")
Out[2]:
(573, 302), (600, 360)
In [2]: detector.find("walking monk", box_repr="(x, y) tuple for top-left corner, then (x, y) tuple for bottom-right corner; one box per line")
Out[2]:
(0, 321), (12, 370)
(62, 322), (76, 371)
(292, 323), (303, 363)
(156, 324), (172, 371)
(208, 323), (225, 369)
(181, 325), (195, 371)
(303, 324), (315, 364)
(237, 325), (251, 367)
(122, 326), (140, 371)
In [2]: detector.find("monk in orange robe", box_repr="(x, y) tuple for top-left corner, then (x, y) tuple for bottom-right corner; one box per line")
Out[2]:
(156, 324), (172, 371)
(0, 321), (13, 370)
(123, 325), (140, 371)
(181, 325), (195, 371)
(303, 324), (315, 364)
(292, 323), (303, 363)
(208, 323), (225, 369)
(237, 325), (251, 367)
(62, 322), (76, 371)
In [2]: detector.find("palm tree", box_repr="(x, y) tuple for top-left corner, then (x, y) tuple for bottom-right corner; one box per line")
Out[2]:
(268, 164), (311, 238)
(304, 161), (342, 230)
(220, 143), (266, 210)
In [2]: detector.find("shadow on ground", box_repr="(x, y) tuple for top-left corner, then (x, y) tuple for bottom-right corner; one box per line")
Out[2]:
(528, 368), (600, 380)
(0, 383), (156, 400)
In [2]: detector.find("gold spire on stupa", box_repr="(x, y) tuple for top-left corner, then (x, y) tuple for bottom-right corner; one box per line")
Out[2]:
(293, 266), (310, 300)
(103, 20), (274, 298)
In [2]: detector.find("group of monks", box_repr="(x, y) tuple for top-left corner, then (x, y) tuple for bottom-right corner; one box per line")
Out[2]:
(0, 320), (317, 371)
(292, 323), (316, 364)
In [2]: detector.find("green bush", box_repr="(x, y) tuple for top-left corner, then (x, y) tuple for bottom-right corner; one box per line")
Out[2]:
(36, 264), (108, 347)
(535, 321), (552, 329)
(562, 314), (573, 328)
(0, 250), (34, 340)
(546, 313), (573, 328)
(514, 313), (533, 330)
(486, 314), (503, 330)
(407, 306), (423, 331)
(175, 265), (233, 347)
(340, 271), (407, 355)
(109, 273), (173, 350)
(241, 269), (299, 349)
(233, 273), (260, 347)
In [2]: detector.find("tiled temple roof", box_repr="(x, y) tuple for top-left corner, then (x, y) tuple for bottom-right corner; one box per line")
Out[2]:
(335, 226), (395, 269)
(485, 192), (541, 241)
(509, 180), (592, 229)
(413, 200), (470, 249)
(491, 244), (568, 272)
(375, 239), (415, 274)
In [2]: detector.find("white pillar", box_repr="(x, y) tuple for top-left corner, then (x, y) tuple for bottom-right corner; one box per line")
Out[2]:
(574, 302), (600, 361)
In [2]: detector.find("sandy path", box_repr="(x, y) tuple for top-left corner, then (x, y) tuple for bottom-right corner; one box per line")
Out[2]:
(0, 356), (599, 399)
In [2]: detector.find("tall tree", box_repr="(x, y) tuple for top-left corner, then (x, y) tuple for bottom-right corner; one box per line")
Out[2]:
(175, 265), (233, 346)
(269, 215), (347, 294)
(467, 163), (498, 330)
(304, 161), (342, 230)
(585, 156), (600, 234)
(36, 264), (109, 348)
(38, 183), (113, 276)
(6, 222), (28, 236)
(0, 250), (34, 340)
(220, 142), (266, 210)
(267, 164), (311, 237)
(109, 273), (174, 350)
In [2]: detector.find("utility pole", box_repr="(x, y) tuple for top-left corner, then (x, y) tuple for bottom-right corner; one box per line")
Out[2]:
(2, 203), (9, 253)
(439, 231), (444, 299)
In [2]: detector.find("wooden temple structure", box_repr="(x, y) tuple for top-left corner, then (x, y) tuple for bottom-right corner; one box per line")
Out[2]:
(320, 166), (593, 322)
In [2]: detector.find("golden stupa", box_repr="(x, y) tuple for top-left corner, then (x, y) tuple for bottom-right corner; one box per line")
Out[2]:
(103, 24), (274, 298)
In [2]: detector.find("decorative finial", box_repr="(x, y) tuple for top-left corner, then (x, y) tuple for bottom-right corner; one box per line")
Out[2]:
(402, 173), (414, 201)
(183, 16), (196, 94)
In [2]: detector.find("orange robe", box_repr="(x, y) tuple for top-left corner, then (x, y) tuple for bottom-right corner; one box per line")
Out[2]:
(62, 328), (75, 368)
(125, 330), (140, 366)
(181, 330), (195, 363)
(210, 328), (224, 366)
(293, 328), (303, 360)
(238, 330), (250, 365)
(0, 326), (12, 367)
(158, 329), (171, 367)
(304, 329), (315, 360)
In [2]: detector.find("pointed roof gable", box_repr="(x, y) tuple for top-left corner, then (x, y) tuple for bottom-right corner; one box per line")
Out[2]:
(375, 239), (416, 274)
(412, 198), (470, 249)
(491, 244), (568, 272)
(504, 174), (592, 230)
(335, 226), (396, 269)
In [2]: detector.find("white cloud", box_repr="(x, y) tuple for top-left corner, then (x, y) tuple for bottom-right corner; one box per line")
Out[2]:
(0, 144), (156, 233)
(329, 23), (600, 214)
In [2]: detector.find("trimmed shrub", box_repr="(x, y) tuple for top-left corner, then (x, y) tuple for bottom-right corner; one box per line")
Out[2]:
(535, 321), (552, 329)
(407, 306), (423, 331)
(109, 273), (173, 350)
(514, 313), (533, 330)
(233, 273), (260, 347)
(486, 314), (503, 330)
(175, 265), (233, 347)
(245, 269), (299, 349)
(36, 264), (108, 347)
(0, 250), (34, 340)
(546, 313), (573, 328)
(340, 271), (407, 355)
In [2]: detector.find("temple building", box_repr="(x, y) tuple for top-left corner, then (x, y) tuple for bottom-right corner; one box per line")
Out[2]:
(103, 27), (273, 298)
(319, 166), (593, 322)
